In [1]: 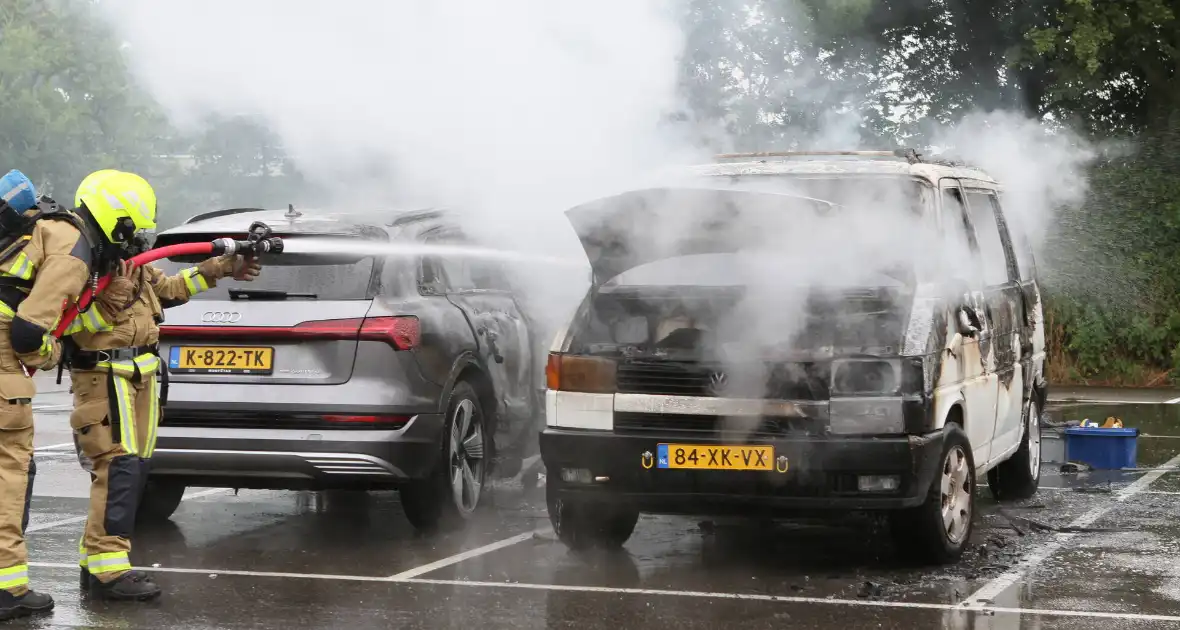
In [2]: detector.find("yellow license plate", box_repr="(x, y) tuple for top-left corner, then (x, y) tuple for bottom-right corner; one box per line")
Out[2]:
(656, 444), (775, 471)
(168, 346), (274, 375)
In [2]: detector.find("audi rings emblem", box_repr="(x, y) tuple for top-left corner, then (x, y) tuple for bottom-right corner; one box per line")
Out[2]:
(201, 311), (242, 323)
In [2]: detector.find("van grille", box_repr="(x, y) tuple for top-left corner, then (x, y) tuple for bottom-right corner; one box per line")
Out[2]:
(614, 412), (826, 438)
(616, 360), (830, 400)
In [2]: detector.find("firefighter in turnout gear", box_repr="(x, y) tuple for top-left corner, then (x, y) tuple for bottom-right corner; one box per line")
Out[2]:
(61, 170), (262, 601)
(0, 172), (99, 621)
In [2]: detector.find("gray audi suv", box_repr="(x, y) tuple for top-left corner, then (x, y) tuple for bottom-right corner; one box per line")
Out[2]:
(138, 206), (544, 531)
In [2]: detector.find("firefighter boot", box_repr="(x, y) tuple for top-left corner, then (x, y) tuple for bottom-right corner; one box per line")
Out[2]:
(0, 589), (54, 620)
(80, 568), (154, 593)
(87, 571), (161, 601)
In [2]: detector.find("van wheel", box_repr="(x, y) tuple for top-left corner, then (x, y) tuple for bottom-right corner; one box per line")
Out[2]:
(401, 382), (487, 533)
(546, 482), (638, 551)
(987, 397), (1042, 500)
(890, 423), (976, 565)
(137, 480), (186, 524)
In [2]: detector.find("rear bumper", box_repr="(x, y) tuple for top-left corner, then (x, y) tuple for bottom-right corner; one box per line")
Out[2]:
(539, 428), (945, 514)
(149, 413), (444, 490)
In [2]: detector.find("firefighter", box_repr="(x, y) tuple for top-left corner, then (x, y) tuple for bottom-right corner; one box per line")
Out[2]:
(0, 175), (101, 620)
(60, 170), (262, 601)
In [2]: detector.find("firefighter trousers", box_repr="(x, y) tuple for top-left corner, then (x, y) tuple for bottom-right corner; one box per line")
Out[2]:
(0, 312), (40, 596)
(70, 353), (161, 584)
(0, 370), (37, 597)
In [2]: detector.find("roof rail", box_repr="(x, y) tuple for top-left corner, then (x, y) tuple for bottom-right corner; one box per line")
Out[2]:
(714, 149), (924, 164)
(182, 207), (269, 225)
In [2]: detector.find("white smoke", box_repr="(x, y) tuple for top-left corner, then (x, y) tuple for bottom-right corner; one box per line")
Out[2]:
(96, 0), (706, 339)
(97, 0), (1097, 396)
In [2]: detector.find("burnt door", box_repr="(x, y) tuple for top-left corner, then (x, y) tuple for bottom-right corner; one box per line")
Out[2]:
(941, 181), (997, 468)
(963, 189), (1026, 458)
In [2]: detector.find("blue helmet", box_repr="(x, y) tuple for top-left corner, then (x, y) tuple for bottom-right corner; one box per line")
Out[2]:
(0, 170), (37, 212)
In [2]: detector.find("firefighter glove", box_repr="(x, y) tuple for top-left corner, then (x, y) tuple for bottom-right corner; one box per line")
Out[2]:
(19, 336), (62, 370)
(103, 260), (137, 306)
(232, 256), (262, 281)
(197, 254), (236, 281)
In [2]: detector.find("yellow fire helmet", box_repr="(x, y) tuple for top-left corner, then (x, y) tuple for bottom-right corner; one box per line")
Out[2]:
(75, 169), (157, 243)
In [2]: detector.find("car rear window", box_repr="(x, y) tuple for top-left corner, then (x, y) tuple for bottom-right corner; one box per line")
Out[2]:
(150, 238), (379, 300)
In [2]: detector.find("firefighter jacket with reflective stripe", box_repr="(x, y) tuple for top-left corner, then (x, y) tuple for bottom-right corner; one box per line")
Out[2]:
(0, 219), (92, 368)
(64, 256), (234, 351)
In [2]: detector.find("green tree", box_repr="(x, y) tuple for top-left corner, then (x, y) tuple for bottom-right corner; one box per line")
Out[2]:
(0, 0), (171, 197)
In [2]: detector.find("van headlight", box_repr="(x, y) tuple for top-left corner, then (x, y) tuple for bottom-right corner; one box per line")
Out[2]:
(832, 359), (900, 395)
(830, 357), (924, 397)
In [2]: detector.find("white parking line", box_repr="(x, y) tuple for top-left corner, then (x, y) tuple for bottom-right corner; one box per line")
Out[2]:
(22, 561), (1180, 623)
(1040, 485), (1180, 496)
(387, 529), (547, 580)
(964, 451), (1180, 607)
(25, 489), (227, 534)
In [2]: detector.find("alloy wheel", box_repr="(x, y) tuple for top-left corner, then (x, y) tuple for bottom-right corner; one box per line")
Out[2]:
(1028, 400), (1042, 478)
(941, 445), (972, 544)
(449, 399), (485, 514)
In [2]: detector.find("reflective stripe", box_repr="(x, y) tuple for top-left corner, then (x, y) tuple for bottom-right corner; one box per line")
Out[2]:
(97, 353), (159, 379)
(181, 267), (210, 296)
(63, 318), (84, 336)
(144, 373), (160, 457)
(38, 336), (54, 356)
(111, 375), (138, 456)
(0, 564), (29, 590)
(86, 552), (131, 575)
(0, 301), (13, 319)
(132, 354), (160, 375)
(78, 307), (111, 333)
(6, 252), (33, 281)
(79, 536), (88, 568)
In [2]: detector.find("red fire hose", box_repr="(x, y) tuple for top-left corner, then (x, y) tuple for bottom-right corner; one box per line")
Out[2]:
(22, 221), (284, 375)
(52, 241), (215, 338)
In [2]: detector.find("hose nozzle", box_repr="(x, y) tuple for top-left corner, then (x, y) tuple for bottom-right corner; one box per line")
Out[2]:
(210, 221), (285, 256)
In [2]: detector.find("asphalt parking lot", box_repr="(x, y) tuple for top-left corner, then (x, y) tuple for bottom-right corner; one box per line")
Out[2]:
(14, 374), (1180, 629)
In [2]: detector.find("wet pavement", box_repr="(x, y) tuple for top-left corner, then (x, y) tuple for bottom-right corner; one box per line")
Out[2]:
(14, 374), (1180, 628)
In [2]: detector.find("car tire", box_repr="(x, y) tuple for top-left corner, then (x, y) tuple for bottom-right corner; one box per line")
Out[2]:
(401, 381), (488, 533)
(136, 479), (186, 524)
(889, 423), (976, 565)
(987, 396), (1042, 501)
(546, 481), (639, 551)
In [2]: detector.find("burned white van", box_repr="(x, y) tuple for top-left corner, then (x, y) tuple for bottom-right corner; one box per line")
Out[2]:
(540, 151), (1046, 564)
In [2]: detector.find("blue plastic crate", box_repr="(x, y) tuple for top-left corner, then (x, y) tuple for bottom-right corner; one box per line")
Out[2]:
(1064, 426), (1139, 470)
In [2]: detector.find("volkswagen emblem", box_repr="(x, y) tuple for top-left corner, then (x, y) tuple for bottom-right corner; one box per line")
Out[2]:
(201, 311), (242, 323)
(707, 370), (727, 396)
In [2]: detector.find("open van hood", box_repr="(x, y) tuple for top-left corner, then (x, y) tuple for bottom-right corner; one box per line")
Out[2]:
(564, 187), (838, 286)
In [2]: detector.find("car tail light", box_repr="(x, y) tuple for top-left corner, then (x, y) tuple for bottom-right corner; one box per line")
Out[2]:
(545, 352), (616, 393)
(160, 316), (419, 350)
(358, 316), (419, 351)
(322, 414), (411, 427)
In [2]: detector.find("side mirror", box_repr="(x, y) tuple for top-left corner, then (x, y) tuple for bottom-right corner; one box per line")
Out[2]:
(956, 305), (982, 337)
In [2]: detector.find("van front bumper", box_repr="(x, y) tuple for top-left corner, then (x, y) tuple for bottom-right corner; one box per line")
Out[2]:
(539, 428), (946, 514)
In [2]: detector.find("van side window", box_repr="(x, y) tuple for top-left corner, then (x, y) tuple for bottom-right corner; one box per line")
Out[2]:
(965, 191), (1017, 285)
(941, 186), (975, 258)
(1002, 196), (1037, 281)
